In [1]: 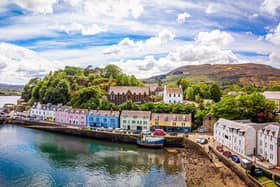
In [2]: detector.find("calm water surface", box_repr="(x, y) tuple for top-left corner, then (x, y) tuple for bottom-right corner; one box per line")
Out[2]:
(0, 96), (20, 107)
(0, 125), (185, 187)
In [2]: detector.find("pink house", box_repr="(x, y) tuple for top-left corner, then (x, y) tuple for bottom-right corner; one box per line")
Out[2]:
(55, 106), (71, 125)
(68, 108), (88, 127)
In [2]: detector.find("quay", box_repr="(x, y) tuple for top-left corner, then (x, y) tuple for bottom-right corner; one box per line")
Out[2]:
(6, 119), (184, 147)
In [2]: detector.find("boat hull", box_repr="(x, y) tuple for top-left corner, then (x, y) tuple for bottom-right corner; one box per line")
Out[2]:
(137, 139), (165, 148)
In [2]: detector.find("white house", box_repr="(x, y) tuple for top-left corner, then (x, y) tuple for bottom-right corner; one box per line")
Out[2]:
(163, 86), (183, 104)
(42, 103), (58, 121)
(29, 102), (44, 119)
(214, 118), (266, 156)
(257, 123), (280, 167)
(263, 91), (280, 110)
(120, 110), (151, 131)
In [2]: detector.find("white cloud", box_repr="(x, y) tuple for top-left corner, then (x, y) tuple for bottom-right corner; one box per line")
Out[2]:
(196, 30), (234, 47)
(0, 43), (61, 84)
(113, 43), (241, 79)
(269, 52), (280, 67)
(84, 0), (143, 19)
(177, 12), (191, 23)
(58, 22), (106, 35)
(205, 3), (220, 14)
(103, 29), (175, 55)
(266, 23), (280, 45)
(11, 0), (58, 14)
(261, 0), (280, 15)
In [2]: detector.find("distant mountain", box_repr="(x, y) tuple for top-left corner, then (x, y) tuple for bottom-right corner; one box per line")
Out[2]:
(146, 63), (280, 86)
(0, 84), (23, 91)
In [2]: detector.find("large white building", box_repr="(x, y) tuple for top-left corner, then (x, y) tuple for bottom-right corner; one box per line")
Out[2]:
(163, 86), (183, 104)
(29, 103), (58, 121)
(120, 110), (151, 131)
(257, 123), (280, 167)
(214, 118), (266, 156)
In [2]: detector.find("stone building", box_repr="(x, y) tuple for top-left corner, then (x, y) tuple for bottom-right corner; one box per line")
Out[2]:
(107, 86), (151, 105)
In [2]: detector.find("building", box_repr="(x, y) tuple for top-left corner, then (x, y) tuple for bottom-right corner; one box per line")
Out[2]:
(163, 86), (183, 104)
(201, 114), (216, 133)
(29, 102), (44, 119)
(68, 108), (87, 127)
(257, 123), (280, 167)
(214, 118), (266, 156)
(144, 80), (164, 97)
(150, 113), (192, 132)
(263, 91), (280, 110)
(41, 103), (57, 121)
(107, 86), (151, 105)
(87, 110), (120, 129)
(120, 110), (151, 131)
(55, 105), (72, 125)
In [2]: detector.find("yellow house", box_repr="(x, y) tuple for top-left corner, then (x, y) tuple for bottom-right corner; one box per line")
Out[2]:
(150, 113), (192, 132)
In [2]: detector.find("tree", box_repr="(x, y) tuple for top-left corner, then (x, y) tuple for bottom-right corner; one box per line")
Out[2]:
(70, 86), (102, 108)
(212, 92), (276, 122)
(103, 64), (122, 79)
(119, 100), (139, 110)
(185, 87), (195, 100)
(209, 84), (222, 102)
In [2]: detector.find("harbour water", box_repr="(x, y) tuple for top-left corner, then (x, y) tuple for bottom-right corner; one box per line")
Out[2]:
(0, 125), (185, 187)
(0, 96), (20, 108)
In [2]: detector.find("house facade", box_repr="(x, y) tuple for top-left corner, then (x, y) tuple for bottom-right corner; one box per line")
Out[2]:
(214, 118), (265, 156)
(257, 123), (280, 166)
(55, 106), (71, 125)
(68, 109), (87, 127)
(120, 110), (151, 131)
(263, 91), (280, 110)
(163, 86), (183, 104)
(107, 86), (151, 105)
(41, 103), (57, 121)
(29, 102), (44, 119)
(150, 113), (192, 132)
(87, 110), (120, 129)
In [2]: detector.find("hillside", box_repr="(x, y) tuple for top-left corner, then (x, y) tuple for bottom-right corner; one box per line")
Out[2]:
(146, 63), (280, 87)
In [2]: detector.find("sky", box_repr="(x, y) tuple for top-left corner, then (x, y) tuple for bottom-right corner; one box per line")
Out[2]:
(0, 0), (279, 84)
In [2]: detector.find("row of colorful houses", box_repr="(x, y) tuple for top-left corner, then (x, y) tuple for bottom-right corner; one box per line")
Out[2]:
(29, 103), (192, 132)
(214, 118), (280, 168)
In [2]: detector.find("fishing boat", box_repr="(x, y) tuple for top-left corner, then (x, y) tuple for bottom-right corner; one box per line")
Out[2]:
(137, 135), (165, 148)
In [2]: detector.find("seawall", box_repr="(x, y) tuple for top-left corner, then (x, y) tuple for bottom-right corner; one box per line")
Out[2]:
(8, 119), (184, 147)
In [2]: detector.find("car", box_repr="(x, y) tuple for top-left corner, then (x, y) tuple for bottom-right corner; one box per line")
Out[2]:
(169, 132), (178, 136)
(241, 159), (252, 169)
(106, 127), (114, 132)
(223, 151), (232, 157)
(199, 138), (208, 144)
(275, 179), (280, 186)
(231, 155), (240, 163)
(197, 127), (207, 133)
(254, 168), (263, 176)
(132, 130), (141, 134)
(153, 129), (166, 136)
(216, 145), (224, 152)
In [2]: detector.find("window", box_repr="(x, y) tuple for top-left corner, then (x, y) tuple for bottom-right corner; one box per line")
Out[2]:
(270, 154), (273, 160)
(123, 120), (126, 123)
(270, 144), (273, 150)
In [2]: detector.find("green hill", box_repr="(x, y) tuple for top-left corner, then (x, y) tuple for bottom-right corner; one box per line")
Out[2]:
(146, 63), (280, 87)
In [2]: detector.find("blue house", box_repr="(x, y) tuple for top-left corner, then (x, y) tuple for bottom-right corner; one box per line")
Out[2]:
(86, 110), (120, 129)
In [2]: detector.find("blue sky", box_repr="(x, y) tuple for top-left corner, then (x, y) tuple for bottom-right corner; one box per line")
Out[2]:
(0, 0), (279, 84)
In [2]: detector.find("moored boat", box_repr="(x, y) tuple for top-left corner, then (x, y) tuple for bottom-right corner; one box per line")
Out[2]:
(137, 135), (165, 148)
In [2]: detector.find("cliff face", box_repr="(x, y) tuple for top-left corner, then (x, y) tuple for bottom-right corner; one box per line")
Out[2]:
(147, 63), (280, 86)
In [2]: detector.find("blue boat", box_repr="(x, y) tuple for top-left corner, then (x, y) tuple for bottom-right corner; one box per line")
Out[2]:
(137, 135), (165, 148)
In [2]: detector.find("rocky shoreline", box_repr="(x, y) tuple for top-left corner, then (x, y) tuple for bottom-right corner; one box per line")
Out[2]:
(181, 139), (246, 187)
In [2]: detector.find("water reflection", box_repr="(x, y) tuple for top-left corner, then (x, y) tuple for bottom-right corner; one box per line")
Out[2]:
(0, 125), (185, 187)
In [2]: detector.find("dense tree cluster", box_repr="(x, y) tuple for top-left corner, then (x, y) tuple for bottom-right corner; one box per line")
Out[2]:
(21, 65), (143, 106)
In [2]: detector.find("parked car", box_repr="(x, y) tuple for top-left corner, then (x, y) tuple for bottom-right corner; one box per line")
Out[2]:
(197, 127), (207, 133)
(216, 145), (224, 152)
(106, 127), (113, 132)
(275, 179), (280, 186)
(256, 155), (265, 162)
(241, 159), (252, 169)
(196, 137), (208, 144)
(254, 168), (263, 177)
(169, 132), (178, 136)
(132, 130), (141, 134)
(231, 155), (240, 163)
(153, 129), (166, 136)
(223, 151), (232, 157)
